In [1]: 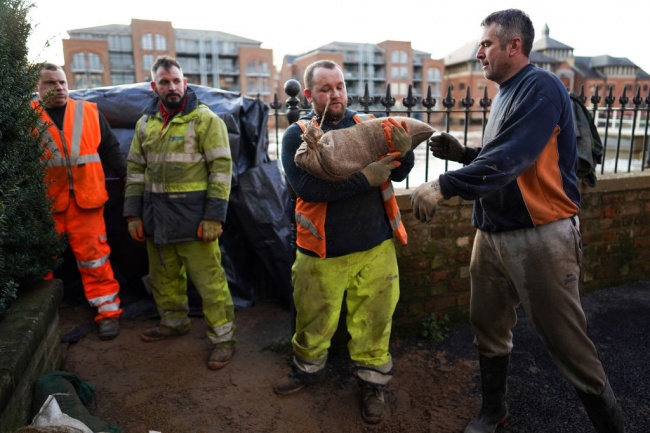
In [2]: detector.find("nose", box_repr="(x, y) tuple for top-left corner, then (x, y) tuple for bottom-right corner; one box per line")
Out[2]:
(476, 47), (484, 60)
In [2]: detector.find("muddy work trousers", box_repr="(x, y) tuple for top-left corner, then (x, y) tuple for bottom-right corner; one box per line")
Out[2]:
(469, 216), (608, 394)
(291, 239), (399, 386)
(146, 239), (235, 346)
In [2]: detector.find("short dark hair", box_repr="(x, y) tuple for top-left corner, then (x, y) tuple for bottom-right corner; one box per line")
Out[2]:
(151, 55), (182, 80)
(481, 9), (535, 57)
(41, 62), (63, 72)
(303, 60), (342, 91)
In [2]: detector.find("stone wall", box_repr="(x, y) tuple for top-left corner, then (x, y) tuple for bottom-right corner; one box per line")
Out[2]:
(393, 172), (650, 324)
(0, 280), (64, 433)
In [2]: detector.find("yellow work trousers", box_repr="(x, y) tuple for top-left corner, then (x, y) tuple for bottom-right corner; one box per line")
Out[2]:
(146, 239), (235, 346)
(292, 239), (400, 385)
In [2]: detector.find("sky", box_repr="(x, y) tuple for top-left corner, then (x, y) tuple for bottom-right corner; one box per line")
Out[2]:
(27, 0), (650, 76)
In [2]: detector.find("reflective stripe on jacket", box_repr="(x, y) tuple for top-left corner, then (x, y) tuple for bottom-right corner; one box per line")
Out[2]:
(294, 114), (407, 258)
(123, 88), (232, 245)
(33, 99), (108, 212)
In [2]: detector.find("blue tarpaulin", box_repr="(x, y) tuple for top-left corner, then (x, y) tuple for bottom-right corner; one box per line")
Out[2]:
(63, 83), (293, 310)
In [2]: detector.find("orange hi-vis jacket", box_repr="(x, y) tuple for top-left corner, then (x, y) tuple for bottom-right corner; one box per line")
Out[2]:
(32, 99), (108, 212)
(295, 114), (407, 258)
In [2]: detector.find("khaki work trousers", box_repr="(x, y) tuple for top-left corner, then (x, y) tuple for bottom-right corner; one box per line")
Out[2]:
(469, 216), (608, 394)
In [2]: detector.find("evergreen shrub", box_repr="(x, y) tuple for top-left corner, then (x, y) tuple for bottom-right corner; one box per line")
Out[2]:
(0, 0), (65, 320)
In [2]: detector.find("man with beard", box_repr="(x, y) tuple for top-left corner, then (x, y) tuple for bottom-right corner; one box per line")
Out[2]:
(274, 59), (415, 424)
(34, 63), (125, 341)
(411, 9), (625, 433)
(123, 56), (236, 370)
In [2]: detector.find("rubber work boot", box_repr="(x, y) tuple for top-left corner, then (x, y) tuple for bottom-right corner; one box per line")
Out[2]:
(141, 324), (190, 342)
(360, 383), (386, 424)
(98, 318), (120, 340)
(273, 366), (322, 395)
(208, 345), (235, 370)
(464, 354), (510, 433)
(576, 379), (626, 432)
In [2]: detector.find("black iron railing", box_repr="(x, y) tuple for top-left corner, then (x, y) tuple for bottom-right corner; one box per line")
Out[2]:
(267, 82), (650, 189)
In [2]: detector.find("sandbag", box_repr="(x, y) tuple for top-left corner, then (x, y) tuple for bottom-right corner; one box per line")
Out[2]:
(294, 117), (435, 182)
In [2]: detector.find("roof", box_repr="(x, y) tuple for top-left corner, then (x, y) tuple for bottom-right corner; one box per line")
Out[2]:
(67, 24), (261, 45)
(573, 57), (605, 79)
(532, 24), (574, 51)
(444, 40), (478, 66)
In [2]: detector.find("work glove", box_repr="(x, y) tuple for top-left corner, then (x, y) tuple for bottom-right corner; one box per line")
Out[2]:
(197, 220), (223, 243)
(410, 180), (445, 223)
(429, 132), (470, 163)
(361, 153), (400, 187)
(127, 217), (145, 242)
(382, 118), (412, 155)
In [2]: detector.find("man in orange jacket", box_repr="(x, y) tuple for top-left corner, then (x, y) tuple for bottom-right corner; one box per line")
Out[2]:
(34, 63), (126, 340)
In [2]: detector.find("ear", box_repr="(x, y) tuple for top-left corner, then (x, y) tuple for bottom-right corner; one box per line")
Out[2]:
(510, 37), (522, 56)
(150, 81), (156, 92)
(304, 88), (312, 102)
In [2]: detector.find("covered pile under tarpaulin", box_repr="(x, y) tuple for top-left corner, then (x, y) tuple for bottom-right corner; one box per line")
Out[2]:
(65, 83), (294, 310)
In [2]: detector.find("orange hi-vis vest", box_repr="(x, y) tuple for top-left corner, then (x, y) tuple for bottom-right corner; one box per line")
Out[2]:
(294, 114), (408, 258)
(32, 99), (108, 212)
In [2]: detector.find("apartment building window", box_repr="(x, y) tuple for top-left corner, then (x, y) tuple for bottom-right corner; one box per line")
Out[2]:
(247, 76), (270, 95)
(112, 72), (135, 85)
(143, 54), (154, 71)
(141, 34), (153, 50)
(389, 82), (409, 96)
(74, 73), (103, 89)
(71, 52), (104, 73)
(219, 58), (236, 74)
(109, 53), (134, 71)
(155, 34), (167, 51)
(246, 59), (269, 75)
(426, 67), (442, 98)
(177, 38), (199, 53)
(108, 35), (132, 52)
(391, 66), (408, 80)
(391, 50), (408, 64)
(177, 56), (200, 72)
(218, 41), (237, 55)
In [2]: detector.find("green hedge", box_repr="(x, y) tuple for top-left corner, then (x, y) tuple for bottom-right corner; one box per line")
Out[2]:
(0, 0), (65, 319)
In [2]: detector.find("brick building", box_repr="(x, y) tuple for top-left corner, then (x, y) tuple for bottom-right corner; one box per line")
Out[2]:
(62, 19), (276, 102)
(277, 40), (445, 110)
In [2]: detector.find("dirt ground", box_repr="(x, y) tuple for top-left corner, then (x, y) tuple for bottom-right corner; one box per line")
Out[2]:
(55, 281), (650, 433)
(57, 296), (479, 433)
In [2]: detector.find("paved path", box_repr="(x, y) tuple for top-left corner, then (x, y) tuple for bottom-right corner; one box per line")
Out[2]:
(435, 280), (650, 433)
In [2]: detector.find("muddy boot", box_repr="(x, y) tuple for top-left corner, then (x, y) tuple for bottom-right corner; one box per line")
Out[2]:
(576, 379), (625, 432)
(360, 382), (385, 424)
(464, 354), (510, 433)
(273, 366), (323, 395)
